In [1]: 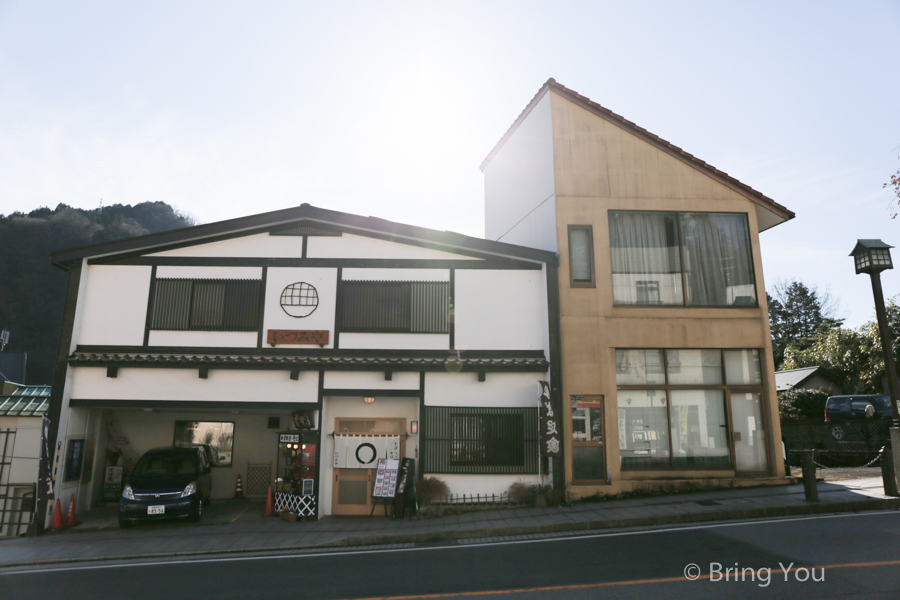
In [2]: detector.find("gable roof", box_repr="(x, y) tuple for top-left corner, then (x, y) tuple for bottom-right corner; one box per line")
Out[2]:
(774, 366), (839, 392)
(49, 203), (558, 268)
(481, 79), (794, 230)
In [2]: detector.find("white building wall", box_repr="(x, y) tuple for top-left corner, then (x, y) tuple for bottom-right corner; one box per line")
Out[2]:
(149, 233), (302, 258)
(263, 267), (338, 348)
(78, 265), (152, 346)
(424, 372), (545, 408)
(308, 233), (478, 260)
(454, 269), (548, 351)
(323, 371), (420, 390)
(483, 92), (556, 251)
(339, 333), (449, 350)
(147, 331), (258, 347)
(1, 417), (41, 484)
(71, 368), (320, 403)
(342, 268), (450, 281)
(155, 266), (263, 279)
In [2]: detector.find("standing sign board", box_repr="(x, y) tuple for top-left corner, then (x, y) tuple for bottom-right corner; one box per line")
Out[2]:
(539, 381), (561, 457)
(372, 458), (400, 498)
(103, 466), (124, 501)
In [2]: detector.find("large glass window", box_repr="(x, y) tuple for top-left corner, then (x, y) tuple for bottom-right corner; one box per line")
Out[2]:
(615, 348), (768, 472)
(609, 211), (756, 307)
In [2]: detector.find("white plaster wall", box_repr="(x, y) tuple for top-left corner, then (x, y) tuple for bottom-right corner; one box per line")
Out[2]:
(455, 270), (548, 350)
(324, 371), (420, 390)
(308, 233), (478, 260)
(339, 333), (449, 350)
(424, 372), (545, 407)
(71, 367), (320, 403)
(156, 266), (263, 279)
(111, 409), (295, 499)
(342, 269), (450, 281)
(319, 396), (419, 516)
(429, 474), (541, 497)
(78, 265), (152, 346)
(263, 268), (338, 348)
(1, 417), (41, 483)
(493, 196), (557, 251)
(483, 92), (556, 251)
(149, 233), (302, 258)
(147, 331), (258, 347)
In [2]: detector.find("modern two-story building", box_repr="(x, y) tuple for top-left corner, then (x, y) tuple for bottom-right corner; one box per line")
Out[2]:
(483, 79), (795, 498)
(43, 205), (559, 523)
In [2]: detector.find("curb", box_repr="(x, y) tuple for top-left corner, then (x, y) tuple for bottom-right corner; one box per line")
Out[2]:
(2, 498), (898, 570)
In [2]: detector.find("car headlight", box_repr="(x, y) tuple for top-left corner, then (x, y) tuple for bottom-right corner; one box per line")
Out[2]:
(181, 481), (197, 498)
(122, 485), (134, 500)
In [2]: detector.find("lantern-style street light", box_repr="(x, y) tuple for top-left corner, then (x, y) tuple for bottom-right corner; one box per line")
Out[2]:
(850, 239), (900, 497)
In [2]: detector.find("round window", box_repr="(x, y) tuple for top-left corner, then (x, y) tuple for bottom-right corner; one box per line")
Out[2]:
(280, 282), (319, 318)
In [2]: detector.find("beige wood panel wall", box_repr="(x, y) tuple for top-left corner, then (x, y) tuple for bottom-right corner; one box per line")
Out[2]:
(548, 91), (784, 490)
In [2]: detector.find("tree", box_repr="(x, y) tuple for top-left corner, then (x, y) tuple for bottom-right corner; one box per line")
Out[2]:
(887, 154), (900, 219)
(0, 202), (194, 383)
(778, 388), (830, 422)
(783, 296), (900, 394)
(768, 280), (841, 369)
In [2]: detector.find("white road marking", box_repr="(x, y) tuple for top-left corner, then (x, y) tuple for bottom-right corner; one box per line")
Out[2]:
(2, 510), (898, 576)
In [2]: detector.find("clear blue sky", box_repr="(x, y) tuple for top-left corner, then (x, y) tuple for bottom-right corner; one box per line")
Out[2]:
(1, 1), (898, 328)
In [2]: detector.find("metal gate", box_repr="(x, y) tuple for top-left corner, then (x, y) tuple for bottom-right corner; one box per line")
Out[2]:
(1, 428), (36, 537)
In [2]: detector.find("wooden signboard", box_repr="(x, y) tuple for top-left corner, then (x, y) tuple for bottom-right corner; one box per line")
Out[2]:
(267, 329), (329, 347)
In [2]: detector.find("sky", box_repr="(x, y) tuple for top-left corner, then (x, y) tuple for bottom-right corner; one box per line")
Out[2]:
(0, 1), (898, 328)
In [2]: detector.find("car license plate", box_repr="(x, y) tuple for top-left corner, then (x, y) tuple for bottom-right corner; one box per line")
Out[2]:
(147, 505), (165, 515)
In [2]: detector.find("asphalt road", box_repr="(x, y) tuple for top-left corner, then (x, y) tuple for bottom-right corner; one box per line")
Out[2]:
(2, 511), (899, 600)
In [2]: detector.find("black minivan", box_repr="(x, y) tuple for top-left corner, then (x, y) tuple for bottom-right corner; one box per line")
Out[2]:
(119, 447), (212, 528)
(824, 395), (893, 422)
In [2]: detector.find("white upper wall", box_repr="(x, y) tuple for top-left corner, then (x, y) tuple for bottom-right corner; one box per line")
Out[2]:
(454, 269), (548, 351)
(307, 232), (478, 260)
(483, 92), (556, 251)
(78, 265), (152, 346)
(264, 267), (338, 348)
(148, 233), (302, 257)
(424, 372), (544, 407)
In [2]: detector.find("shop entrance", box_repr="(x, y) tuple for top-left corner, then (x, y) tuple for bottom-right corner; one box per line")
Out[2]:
(332, 418), (405, 516)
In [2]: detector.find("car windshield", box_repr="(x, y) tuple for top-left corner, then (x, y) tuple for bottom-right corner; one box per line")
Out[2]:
(134, 454), (198, 476)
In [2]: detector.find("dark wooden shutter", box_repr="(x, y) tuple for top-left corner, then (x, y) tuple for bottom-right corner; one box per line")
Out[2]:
(341, 281), (448, 333)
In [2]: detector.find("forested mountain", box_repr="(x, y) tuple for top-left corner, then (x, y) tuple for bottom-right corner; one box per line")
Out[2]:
(0, 202), (195, 384)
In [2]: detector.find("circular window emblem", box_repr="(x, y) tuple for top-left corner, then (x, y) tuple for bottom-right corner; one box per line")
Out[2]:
(355, 443), (377, 465)
(280, 282), (319, 318)
(831, 425), (845, 441)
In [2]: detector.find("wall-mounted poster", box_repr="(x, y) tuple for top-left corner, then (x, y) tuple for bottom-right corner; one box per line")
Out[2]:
(64, 439), (85, 483)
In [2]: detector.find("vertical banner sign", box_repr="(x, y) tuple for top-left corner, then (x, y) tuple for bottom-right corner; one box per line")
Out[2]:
(539, 380), (561, 457)
(39, 417), (54, 509)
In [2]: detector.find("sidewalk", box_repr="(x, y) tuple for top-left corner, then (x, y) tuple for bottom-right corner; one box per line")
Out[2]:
(1, 478), (897, 568)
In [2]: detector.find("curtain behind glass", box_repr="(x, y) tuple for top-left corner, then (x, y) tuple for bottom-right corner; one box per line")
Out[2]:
(569, 228), (593, 282)
(609, 212), (683, 305)
(680, 213), (756, 306)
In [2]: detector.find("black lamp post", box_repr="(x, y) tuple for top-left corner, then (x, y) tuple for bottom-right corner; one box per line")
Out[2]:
(850, 239), (900, 496)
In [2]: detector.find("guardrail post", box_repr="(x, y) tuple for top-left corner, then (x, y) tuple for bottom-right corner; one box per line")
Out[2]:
(882, 441), (900, 497)
(801, 452), (819, 502)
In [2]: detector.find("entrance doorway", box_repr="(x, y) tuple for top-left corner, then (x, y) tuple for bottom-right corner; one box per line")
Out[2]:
(332, 418), (405, 516)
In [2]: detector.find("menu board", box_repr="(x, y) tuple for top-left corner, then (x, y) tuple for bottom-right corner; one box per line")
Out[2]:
(372, 458), (400, 498)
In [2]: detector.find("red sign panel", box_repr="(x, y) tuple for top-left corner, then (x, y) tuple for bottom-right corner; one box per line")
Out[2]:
(267, 329), (329, 346)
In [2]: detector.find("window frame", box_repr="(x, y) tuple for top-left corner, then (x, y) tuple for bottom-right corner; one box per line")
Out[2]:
(340, 280), (449, 334)
(149, 278), (262, 332)
(173, 420), (236, 468)
(615, 348), (768, 473)
(567, 225), (596, 288)
(608, 210), (758, 308)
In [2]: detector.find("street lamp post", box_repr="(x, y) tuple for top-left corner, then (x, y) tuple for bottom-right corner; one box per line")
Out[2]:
(850, 239), (900, 497)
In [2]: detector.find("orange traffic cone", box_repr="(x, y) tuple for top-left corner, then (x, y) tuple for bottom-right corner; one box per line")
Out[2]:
(263, 486), (275, 517)
(66, 493), (77, 526)
(233, 475), (245, 499)
(50, 498), (64, 530)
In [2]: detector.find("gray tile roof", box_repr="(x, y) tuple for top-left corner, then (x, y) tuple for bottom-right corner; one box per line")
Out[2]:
(68, 351), (549, 373)
(0, 385), (51, 417)
(774, 367), (822, 391)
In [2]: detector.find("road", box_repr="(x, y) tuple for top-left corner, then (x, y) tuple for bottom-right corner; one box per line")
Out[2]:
(2, 511), (899, 600)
